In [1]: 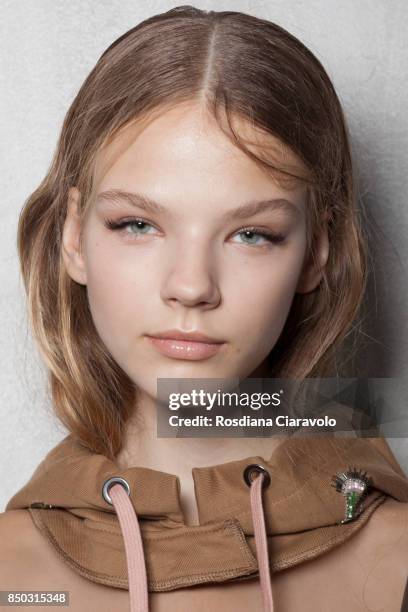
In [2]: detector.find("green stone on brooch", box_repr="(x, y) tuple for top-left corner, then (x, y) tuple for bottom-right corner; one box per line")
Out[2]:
(331, 466), (374, 524)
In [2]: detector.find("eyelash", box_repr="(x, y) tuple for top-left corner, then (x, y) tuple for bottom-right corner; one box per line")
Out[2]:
(103, 217), (286, 246)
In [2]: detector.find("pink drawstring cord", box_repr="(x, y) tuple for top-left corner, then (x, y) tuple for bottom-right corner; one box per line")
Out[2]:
(109, 484), (149, 612)
(107, 469), (274, 612)
(250, 471), (274, 611)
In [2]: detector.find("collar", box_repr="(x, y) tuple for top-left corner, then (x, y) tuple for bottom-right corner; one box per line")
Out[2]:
(6, 434), (408, 592)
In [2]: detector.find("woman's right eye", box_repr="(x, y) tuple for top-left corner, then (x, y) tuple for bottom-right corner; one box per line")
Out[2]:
(104, 217), (157, 237)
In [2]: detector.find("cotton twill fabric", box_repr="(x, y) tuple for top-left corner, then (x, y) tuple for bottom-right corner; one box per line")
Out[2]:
(5, 434), (408, 592)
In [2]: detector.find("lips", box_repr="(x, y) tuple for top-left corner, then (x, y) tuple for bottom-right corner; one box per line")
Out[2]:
(146, 329), (224, 344)
(145, 330), (225, 361)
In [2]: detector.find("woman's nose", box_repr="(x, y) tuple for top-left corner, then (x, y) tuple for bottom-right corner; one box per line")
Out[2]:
(160, 244), (221, 308)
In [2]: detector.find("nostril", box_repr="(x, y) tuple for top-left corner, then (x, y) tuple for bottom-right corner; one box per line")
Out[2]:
(102, 476), (131, 505)
(243, 464), (271, 489)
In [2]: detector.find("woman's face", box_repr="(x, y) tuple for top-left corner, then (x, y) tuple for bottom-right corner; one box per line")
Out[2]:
(63, 101), (327, 400)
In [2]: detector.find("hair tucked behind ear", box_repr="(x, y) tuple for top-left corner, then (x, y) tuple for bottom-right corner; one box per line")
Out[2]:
(17, 5), (367, 458)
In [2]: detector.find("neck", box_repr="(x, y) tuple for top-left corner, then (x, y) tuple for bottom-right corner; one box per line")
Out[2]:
(115, 391), (287, 525)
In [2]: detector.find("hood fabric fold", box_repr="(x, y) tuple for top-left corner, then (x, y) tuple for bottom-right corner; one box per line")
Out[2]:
(6, 434), (408, 611)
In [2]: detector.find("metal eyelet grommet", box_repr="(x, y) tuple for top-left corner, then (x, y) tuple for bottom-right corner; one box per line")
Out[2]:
(102, 476), (131, 505)
(243, 464), (271, 489)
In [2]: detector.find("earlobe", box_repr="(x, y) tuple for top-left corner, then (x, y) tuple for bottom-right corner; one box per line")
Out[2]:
(61, 187), (88, 286)
(296, 222), (329, 294)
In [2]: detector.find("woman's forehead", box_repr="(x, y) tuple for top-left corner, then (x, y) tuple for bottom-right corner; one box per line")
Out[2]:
(92, 102), (309, 198)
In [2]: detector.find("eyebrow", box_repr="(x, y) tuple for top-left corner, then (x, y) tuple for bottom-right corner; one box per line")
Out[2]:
(95, 189), (301, 221)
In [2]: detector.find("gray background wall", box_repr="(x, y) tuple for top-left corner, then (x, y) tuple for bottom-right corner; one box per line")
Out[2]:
(1, 0), (407, 511)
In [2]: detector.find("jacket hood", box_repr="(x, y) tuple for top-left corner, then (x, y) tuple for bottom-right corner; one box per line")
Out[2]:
(6, 434), (408, 597)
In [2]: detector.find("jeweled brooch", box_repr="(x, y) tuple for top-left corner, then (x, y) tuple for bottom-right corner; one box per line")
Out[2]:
(331, 466), (373, 524)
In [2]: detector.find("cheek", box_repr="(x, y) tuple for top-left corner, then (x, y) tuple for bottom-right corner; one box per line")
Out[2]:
(83, 238), (154, 346)
(227, 242), (306, 350)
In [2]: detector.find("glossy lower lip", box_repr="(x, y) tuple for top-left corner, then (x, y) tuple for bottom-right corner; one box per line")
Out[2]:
(146, 336), (224, 360)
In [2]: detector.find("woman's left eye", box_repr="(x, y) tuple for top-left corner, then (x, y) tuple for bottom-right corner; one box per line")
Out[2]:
(104, 218), (286, 247)
(233, 227), (286, 246)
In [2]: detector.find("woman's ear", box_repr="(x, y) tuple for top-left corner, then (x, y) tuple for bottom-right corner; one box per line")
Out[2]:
(295, 216), (329, 294)
(61, 187), (88, 286)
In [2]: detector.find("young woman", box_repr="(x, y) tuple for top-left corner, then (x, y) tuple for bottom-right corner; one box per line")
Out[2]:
(2, 6), (408, 611)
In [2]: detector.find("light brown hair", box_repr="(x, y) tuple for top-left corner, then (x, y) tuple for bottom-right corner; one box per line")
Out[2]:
(17, 6), (367, 458)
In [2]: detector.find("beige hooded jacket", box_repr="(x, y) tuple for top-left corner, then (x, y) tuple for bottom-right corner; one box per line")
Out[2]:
(5, 433), (408, 608)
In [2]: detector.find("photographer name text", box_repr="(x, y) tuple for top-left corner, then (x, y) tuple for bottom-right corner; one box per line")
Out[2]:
(168, 415), (337, 428)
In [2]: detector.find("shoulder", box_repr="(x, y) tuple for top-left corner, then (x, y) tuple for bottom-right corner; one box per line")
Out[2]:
(0, 509), (48, 586)
(363, 496), (408, 567)
(361, 497), (408, 571)
(0, 507), (35, 530)
(0, 509), (78, 581)
(363, 496), (408, 546)
(0, 509), (37, 553)
(355, 497), (408, 610)
(0, 509), (129, 610)
(335, 496), (408, 572)
(274, 497), (408, 611)
(328, 497), (408, 608)
(0, 508), (76, 587)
